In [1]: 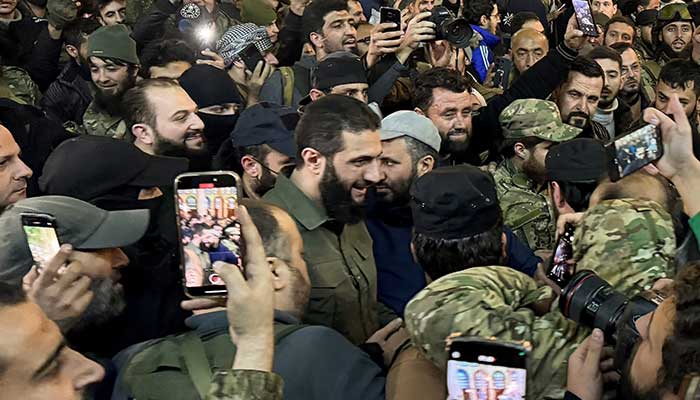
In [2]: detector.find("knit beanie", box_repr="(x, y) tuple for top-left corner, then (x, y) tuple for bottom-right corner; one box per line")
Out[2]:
(87, 25), (139, 65)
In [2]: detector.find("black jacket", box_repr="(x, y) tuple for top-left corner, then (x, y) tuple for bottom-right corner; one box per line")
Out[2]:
(40, 61), (93, 124)
(3, 16), (63, 90)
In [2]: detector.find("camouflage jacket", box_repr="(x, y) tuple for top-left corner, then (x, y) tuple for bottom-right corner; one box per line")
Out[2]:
(493, 158), (555, 251)
(82, 101), (128, 139)
(0, 66), (41, 106)
(206, 370), (283, 400)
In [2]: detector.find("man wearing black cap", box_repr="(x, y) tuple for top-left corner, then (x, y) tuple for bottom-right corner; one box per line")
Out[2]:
(215, 102), (297, 199)
(305, 52), (369, 105)
(634, 8), (657, 60)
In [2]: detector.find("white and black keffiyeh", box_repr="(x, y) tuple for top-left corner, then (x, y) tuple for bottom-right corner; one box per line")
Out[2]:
(216, 23), (273, 67)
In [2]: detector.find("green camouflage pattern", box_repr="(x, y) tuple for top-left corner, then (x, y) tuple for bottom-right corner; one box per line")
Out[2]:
(492, 158), (556, 251)
(0, 66), (41, 106)
(82, 101), (128, 139)
(205, 370), (283, 400)
(125, 0), (154, 26)
(404, 266), (587, 399)
(574, 198), (676, 295)
(499, 99), (582, 141)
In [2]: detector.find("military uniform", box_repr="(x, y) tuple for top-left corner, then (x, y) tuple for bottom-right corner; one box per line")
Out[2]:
(404, 198), (677, 399)
(264, 175), (396, 345)
(494, 99), (581, 251)
(0, 66), (41, 106)
(82, 101), (128, 139)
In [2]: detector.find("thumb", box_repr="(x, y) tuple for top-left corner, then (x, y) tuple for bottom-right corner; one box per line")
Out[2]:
(584, 328), (605, 371)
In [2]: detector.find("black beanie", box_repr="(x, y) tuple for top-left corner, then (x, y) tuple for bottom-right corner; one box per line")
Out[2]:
(178, 64), (243, 108)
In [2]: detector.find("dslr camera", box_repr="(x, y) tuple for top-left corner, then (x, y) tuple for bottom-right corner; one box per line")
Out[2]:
(427, 6), (473, 48)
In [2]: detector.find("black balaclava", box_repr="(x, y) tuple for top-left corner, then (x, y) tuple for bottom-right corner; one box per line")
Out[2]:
(178, 64), (243, 155)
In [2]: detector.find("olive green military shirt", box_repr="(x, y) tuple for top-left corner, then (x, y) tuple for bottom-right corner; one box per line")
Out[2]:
(82, 101), (128, 139)
(264, 175), (393, 345)
(492, 158), (555, 251)
(0, 66), (41, 106)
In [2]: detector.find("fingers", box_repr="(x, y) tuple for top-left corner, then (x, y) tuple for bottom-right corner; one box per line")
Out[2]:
(61, 275), (91, 304)
(583, 328), (605, 371)
(22, 265), (39, 292)
(253, 60), (264, 76)
(556, 212), (584, 235)
(603, 371), (621, 384)
(375, 318), (403, 340)
(37, 245), (72, 290)
(181, 298), (225, 311)
(667, 93), (692, 134)
(374, 22), (400, 34)
(236, 206), (267, 280)
(214, 261), (247, 295)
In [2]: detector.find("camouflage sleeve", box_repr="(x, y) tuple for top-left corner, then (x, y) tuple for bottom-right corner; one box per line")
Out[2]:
(404, 266), (553, 368)
(205, 370), (283, 400)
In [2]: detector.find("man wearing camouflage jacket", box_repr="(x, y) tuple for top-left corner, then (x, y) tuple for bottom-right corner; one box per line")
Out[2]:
(405, 198), (676, 399)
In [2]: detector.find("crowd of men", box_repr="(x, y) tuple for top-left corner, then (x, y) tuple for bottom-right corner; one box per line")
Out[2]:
(1, 0), (700, 398)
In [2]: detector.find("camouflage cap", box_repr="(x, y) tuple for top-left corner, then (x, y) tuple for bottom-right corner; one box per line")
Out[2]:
(574, 198), (676, 296)
(499, 99), (581, 141)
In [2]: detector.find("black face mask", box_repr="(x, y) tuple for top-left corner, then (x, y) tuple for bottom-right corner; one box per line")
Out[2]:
(76, 60), (92, 81)
(197, 112), (239, 155)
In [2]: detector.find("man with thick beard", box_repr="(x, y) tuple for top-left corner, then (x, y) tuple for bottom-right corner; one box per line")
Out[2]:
(264, 95), (399, 345)
(82, 24), (139, 139)
(123, 78), (207, 165)
(493, 99), (580, 252)
(644, 3), (694, 82)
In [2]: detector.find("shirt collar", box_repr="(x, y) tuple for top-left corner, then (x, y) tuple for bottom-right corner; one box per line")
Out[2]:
(271, 174), (328, 231)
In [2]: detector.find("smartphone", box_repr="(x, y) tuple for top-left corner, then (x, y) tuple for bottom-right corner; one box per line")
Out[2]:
(380, 7), (402, 32)
(546, 223), (576, 288)
(239, 43), (264, 73)
(447, 338), (528, 400)
(21, 213), (61, 273)
(572, 0), (598, 36)
(606, 124), (663, 182)
(175, 171), (243, 297)
(492, 57), (513, 90)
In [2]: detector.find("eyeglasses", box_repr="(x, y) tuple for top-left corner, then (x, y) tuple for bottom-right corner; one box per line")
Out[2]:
(657, 3), (692, 21)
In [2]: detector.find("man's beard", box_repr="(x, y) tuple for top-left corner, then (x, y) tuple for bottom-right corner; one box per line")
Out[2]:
(251, 166), (277, 198)
(152, 129), (208, 159)
(70, 278), (126, 334)
(320, 160), (368, 225)
(324, 35), (359, 55)
(92, 73), (136, 116)
(375, 168), (415, 207)
(522, 156), (547, 185)
(599, 87), (618, 109)
(441, 128), (471, 156)
(286, 265), (311, 320)
(660, 40), (692, 60)
(620, 77), (640, 100)
(566, 111), (590, 129)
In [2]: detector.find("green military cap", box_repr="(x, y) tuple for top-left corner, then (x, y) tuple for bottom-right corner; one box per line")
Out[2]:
(241, 0), (277, 26)
(87, 25), (139, 65)
(574, 198), (676, 296)
(499, 98), (581, 141)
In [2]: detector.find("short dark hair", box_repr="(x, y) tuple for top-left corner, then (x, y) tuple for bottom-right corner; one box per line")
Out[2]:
(549, 181), (599, 212)
(659, 59), (700, 97)
(564, 56), (605, 85)
(295, 94), (380, 165)
(412, 213), (504, 280)
(605, 15), (636, 32)
(500, 136), (544, 159)
(139, 39), (196, 78)
(413, 67), (472, 112)
(464, 0), (496, 25)
(122, 78), (181, 135)
(588, 46), (623, 69)
(0, 282), (27, 376)
(240, 199), (292, 263)
(404, 136), (438, 166)
(609, 41), (634, 55)
(302, 0), (349, 46)
(95, 0), (123, 12)
(63, 18), (101, 48)
(232, 144), (273, 175)
(511, 11), (540, 33)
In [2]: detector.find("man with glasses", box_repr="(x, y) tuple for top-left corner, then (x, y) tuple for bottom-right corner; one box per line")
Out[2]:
(466, 0), (501, 83)
(645, 2), (694, 82)
(611, 42), (654, 122)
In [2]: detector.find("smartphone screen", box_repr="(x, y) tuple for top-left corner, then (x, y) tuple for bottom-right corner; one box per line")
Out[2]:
(608, 124), (663, 182)
(546, 223), (576, 288)
(21, 213), (61, 273)
(239, 44), (264, 72)
(380, 7), (402, 32)
(447, 340), (527, 400)
(492, 57), (512, 90)
(572, 0), (598, 36)
(175, 172), (242, 297)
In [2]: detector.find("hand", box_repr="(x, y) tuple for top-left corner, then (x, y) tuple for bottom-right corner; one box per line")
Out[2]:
(547, 5), (566, 22)
(246, 60), (275, 101)
(397, 12), (436, 64)
(567, 328), (605, 400)
(652, 278), (674, 292)
(427, 39), (453, 68)
(214, 205), (275, 371)
(197, 49), (226, 70)
(22, 245), (93, 331)
(556, 212), (585, 235)
(46, 0), (79, 30)
(366, 22), (404, 68)
(289, 0), (310, 16)
(563, 14), (586, 51)
(534, 263), (562, 295)
(366, 318), (411, 367)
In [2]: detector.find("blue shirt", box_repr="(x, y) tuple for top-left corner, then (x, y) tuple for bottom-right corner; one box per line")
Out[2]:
(208, 243), (239, 265)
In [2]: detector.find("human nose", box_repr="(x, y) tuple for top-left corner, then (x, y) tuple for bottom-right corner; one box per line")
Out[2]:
(70, 349), (106, 390)
(191, 113), (205, 131)
(13, 157), (32, 180)
(363, 159), (383, 184)
(113, 248), (130, 269)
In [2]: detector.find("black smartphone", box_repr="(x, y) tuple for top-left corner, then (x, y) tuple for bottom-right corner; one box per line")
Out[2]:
(546, 223), (576, 288)
(380, 7), (402, 32)
(175, 171), (243, 297)
(447, 338), (528, 399)
(572, 0), (598, 37)
(21, 213), (61, 273)
(239, 43), (264, 73)
(492, 56), (513, 90)
(606, 124), (663, 182)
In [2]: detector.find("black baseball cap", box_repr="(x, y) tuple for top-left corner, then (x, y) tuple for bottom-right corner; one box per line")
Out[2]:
(230, 102), (298, 158)
(39, 135), (189, 201)
(410, 165), (500, 239)
(545, 138), (608, 183)
(300, 52), (368, 106)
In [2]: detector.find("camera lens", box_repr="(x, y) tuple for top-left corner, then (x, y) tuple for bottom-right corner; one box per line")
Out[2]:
(559, 270), (629, 342)
(429, 6), (473, 48)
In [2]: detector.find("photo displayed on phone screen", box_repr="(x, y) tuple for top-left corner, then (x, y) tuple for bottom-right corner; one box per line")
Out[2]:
(572, 0), (597, 36)
(22, 215), (60, 272)
(547, 223), (576, 288)
(177, 184), (241, 292)
(611, 124), (662, 180)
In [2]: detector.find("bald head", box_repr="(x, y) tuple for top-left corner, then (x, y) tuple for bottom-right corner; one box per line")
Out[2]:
(511, 29), (549, 74)
(0, 126), (32, 209)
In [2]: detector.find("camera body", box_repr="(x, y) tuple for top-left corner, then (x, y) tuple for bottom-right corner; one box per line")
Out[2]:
(427, 6), (473, 49)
